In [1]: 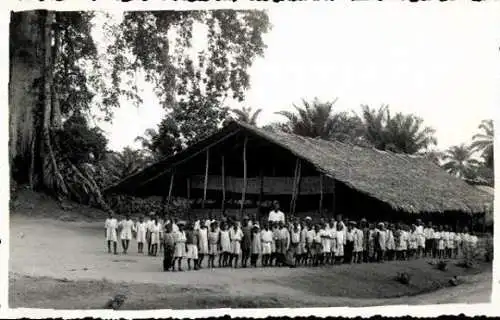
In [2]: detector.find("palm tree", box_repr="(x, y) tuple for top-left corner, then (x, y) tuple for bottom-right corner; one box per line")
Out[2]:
(471, 119), (493, 169)
(442, 144), (480, 179)
(230, 107), (262, 125)
(358, 105), (437, 154)
(275, 98), (363, 142)
(104, 147), (151, 183)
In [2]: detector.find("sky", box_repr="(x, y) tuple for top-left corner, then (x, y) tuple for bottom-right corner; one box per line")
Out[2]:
(96, 4), (500, 152)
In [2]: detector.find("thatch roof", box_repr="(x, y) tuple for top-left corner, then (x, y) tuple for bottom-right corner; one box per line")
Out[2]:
(105, 121), (493, 214)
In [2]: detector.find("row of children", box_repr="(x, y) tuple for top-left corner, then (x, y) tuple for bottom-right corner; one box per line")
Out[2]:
(104, 212), (480, 271)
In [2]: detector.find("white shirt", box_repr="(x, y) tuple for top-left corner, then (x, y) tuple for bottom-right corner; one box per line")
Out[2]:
(268, 210), (285, 223)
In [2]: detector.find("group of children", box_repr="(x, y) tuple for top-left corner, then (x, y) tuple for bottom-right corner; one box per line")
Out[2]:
(104, 210), (481, 272)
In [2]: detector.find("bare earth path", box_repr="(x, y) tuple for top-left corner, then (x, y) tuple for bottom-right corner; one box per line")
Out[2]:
(9, 215), (492, 309)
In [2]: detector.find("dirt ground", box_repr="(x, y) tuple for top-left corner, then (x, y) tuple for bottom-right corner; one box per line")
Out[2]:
(9, 213), (492, 309)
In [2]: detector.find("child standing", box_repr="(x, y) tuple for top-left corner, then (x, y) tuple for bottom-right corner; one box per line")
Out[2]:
(437, 225), (445, 259)
(229, 221), (244, 268)
(207, 222), (220, 268)
(442, 225), (451, 259)
(219, 223), (232, 267)
(197, 223), (209, 269)
(186, 222), (199, 270)
(367, 223), (376, 262)
(290, 222), (301, 266)
(146, 214), (156, 256)
(150, 218), (161, 256)
(173, 222), (187, 271)
(163, 223), (175, 271)
(345, 222), (355, 263)
(260, 223), (273, 266)
(313, 224), (323, 266)
(424, 222), (434, 258)
(306, 222), (316, 266)
(385, 224), (395, 261)
(277, 221), (290, 267)
(135, 216), (147, 254)
(333, 222), (345, 264)
(105, 212), (118, 255)
(298, 221), (308, 266)
(119, 214), (134, 254)
(376, 223), (387, 262)
(408, 225), (418, 259)
(325, 221), (335, 265)
(250, 225), (261, 267)
(353, 222), (363, 264)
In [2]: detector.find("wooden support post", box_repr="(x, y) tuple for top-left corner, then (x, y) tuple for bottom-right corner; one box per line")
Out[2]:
(331, 179), (336, 217)
(186, 177), (191, 201)
(202, 148), (210, 209)
(290, 158), (300, 216)
(258, 168), (264, 223)
(319, 173), (324, 216)
(221, 155), (226, 214)
(240, 136), (248, 218)
(167, 169), (175, 207)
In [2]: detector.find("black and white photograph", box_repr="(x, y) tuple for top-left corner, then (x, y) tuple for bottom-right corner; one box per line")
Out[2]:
(7, 4), (496, 311)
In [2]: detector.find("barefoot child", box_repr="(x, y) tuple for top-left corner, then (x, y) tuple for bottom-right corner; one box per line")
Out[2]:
(260, 223), (273, 266)
(135, 216), (147, 254)
(105, 212), (118, 254)
(173, 222), (187, 271)
(333, 221), (346, 264)
(197, 223), (209, 269)
(386, 224), (395, 261)
(352, 221), (363, 263)
(437, 225), (445, 259)
(150, 218), (161, 256)
(229, 221), (244, 268)
(313, 224), (323, 266)
(250, 225), (261, 267)
(219, 222), (231, 267)
(298, 220), (308, 266)
(290, 222), (301, 266)
(163, 223), (175, 271)
(119, 214), (134, 254)
(186, 222), (199, 270)
(207, 222), (219, 268)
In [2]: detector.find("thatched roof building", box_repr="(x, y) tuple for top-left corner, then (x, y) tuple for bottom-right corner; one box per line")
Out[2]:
(105, 121), (493, 222)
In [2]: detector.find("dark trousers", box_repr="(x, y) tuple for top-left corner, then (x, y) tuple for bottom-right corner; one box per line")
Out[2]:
(345, 241), (354, 262)
(163, 247), (174, 271)
(242, 248), (251, 266)
(250, 253), (259, 267)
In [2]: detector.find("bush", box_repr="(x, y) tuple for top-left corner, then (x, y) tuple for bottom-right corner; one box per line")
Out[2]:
(396, 272), (411, 285)
(437, 260), (448, 271)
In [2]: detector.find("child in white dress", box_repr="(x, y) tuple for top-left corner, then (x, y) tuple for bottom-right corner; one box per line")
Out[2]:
(208, 222), (220, 268)
(105, 212), (118, 254)
(436, 225), (445, 259)
(150, 218), (162, 256)
(250, 225), (262, 267)
(260, 224), (273, 267)
(219, 223), (231, 267)
(173, 223), (187, 271)
(353, 223), (363, 264)
(119, 214), (134, 254)
(298, 222), (308, 266)
(333, 223), (346, 264)
(385, 224), (395, 261)
(319, 224), (330, 265)
(408, 225), (418, 259)
(229, 222), (244, 268)
(135, 216), (147, 254)
(197, 224), (209, 269)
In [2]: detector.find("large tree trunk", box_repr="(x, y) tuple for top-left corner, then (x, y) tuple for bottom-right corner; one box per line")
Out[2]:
(9, 11), (45, 187)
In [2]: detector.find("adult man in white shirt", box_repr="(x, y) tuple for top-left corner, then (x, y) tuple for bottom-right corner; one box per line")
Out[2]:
(423, 221), (434, 257)
(268, 200), (285, 225)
